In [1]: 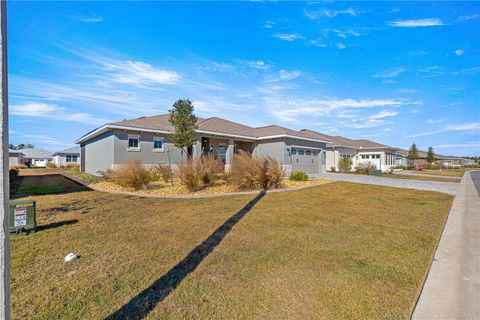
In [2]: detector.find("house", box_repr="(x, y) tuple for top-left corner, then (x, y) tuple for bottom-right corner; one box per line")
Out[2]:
(396, 149), (468, 167)
(21, 148), (53, 167)
(53, 146), (81, 167)
(75, 115), (331, 175)
(9, 149), (24, 166)
(300, 130), (398, 172)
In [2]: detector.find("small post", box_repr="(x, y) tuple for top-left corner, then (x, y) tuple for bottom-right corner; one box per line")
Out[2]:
(0, 1), (10, 318)
(166, 146), (173, 186)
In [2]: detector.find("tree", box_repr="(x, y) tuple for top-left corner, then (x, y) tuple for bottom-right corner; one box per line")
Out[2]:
(168, 99), (198, 159)
(426, 147), (435, 164)
(338, 157), (352, 173)
(407, 143), (418, 167)
(15, 143), (34, 150)
(8, 144), (15, 150)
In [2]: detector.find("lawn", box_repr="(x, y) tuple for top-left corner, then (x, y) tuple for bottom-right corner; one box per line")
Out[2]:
(381, 173), (461, 183)
(10, 180), (453, 319)
(413, 169), (466, 177)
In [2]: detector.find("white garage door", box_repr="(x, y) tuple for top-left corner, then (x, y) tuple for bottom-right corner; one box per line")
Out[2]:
(360, 154), (381, 169)
(291, 148), (319, 174)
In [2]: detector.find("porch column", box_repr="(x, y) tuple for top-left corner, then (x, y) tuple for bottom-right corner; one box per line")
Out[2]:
(192, 137), (202, 160)
(225, 138), (234, 172)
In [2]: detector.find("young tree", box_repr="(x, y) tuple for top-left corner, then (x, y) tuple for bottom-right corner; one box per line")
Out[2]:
(407, 143), (419, 167)
(168, 99), (198, 159)
(426, 146), (435, 164)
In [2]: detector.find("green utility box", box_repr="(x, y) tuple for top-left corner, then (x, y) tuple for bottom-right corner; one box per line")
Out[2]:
(369, 169), (382, 176)
(9, 200), (36, 235)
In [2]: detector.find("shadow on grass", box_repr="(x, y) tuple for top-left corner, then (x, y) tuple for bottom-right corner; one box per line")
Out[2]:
(36, 219), (79, 232)
(13, 174), (91, 198)
(106, 190), (266, 320)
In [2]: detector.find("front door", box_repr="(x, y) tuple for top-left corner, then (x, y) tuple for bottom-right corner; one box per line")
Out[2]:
(218, 145), (227, 164)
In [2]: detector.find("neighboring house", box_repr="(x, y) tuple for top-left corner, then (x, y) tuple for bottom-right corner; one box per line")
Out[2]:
(21, 148), (53, 167)
(396, 149), (467, 167)
(53, 146), (81, 167)
(9, 149), (24, 166)
(300, 130), (398, 172)
(75, 114), (330, 176)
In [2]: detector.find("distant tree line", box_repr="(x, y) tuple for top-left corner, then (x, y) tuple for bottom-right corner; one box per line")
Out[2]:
(9, 143), (34, 150)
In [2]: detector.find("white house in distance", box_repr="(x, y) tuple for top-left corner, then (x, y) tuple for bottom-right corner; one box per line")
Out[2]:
(21, 148), (53, 167)
(8, 149), (24, 166)
(52, 146), (81, 167)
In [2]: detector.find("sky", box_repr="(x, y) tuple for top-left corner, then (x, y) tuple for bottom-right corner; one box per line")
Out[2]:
(8, 1), (480, 156)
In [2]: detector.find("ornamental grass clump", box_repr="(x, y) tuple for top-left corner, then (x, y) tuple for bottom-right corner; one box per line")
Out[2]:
(151, 164), (173, 183)
(355, 162), (377, 175)
(230, 151), (284, 191)
(199, 155), (224, 185)
(178, 159), (203, 191)
(113, 160), (152, 190)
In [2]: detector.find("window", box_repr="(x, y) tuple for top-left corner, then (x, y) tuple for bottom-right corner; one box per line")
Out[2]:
(291, 148), (297, 155)
(306, 150), (312, 156)
(128, 135), (140, 151)
(342, 155), (351, 159)
(153, 137), (164, 152)
(66, 155), (78, 162)
(298, 149), (305, 155)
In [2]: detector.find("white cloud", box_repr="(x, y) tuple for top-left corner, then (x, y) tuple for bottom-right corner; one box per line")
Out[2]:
(407, 123), (480, 138)
(273, 33), (304, 41)
(409, 50), (427, 56)
(368, 110), (399, 119)
(105, 60), (180, 85)
(336, 43), (346, 49)
(304, 8), (361, 19)
(309, 40), (327, 47)
(11, 102), (109, 125)
(455, 49), (464, 56)
(21, 134), (70, 147)
(458, 14), (480, 21)
(434, 142), (480, 149)
(372, 67), (405, 78)
(80, 14), (103, 23)
(427, 119), (443, 124)
(262, 21), (276, 29)
(245, 60), (271, 70)
(387, 18), (444, 27)
(265, 69), (301, 82)
(452, 66), (480, 75)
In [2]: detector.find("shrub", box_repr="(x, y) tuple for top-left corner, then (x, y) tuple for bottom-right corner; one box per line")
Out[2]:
(65, 163), (80, 171)
(392, 165), (408, 170)
(113, 160), (152, 189)
(338, 157), (353, 173)
(98, 169), (115, 181)
(355, 162), (377, 175)
(199, 155), (224, 185)
(264, 157), (284, 189)
(289, 171), (309, 181)
(9, 168), (23, 196)
(178, 159), (204, 191)
(47, 162), (57, 168)
(151, 164), (173, 183)
(230, 151), (284, 191)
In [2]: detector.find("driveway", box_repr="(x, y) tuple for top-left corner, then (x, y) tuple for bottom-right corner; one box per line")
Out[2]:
(412, 170), (480, 319)
(314, 172), (459, 195)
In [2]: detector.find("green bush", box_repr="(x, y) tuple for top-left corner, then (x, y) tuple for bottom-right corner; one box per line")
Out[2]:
(338, 157), (353, 173)
(289, 171), (309, 181)
(9, 168), (23, 196)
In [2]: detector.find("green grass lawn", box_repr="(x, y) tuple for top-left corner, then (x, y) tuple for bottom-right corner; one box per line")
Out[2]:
(10, 182), (453, 319)
(381, 173), (461, 183)
(16, 175), (89, 197)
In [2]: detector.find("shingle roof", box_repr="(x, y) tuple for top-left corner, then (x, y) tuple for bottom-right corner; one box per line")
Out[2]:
(53, 146), (80, 156)
(90, 114), (330, 142)
(352, 139), (390, 149)
(9, 149), (22, 154)
(20, 148), (53, 159)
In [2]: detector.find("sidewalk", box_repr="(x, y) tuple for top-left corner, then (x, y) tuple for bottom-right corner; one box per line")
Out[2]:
(412, 171), (480, 319)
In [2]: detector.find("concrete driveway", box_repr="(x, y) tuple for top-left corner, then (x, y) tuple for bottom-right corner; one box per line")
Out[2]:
(412, 170), (480, 319)
(314, 172), (459, 195)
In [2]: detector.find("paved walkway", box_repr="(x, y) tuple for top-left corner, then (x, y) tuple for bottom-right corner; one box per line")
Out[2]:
(412, 171), (480, 319)
(394, 170), (462, 180)
(314, 172), (459, 195)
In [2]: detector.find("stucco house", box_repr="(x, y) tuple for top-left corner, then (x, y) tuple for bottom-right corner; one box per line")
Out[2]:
(396, 149), (468, 167)
(53, 146), (81, 167)
(21, 148), (53, 167)
(75, 114), (330, 175)
(300, 130), (398, 172)
(9, 149), (24, 166)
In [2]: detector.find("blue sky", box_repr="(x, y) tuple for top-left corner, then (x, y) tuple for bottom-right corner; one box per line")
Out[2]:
(8, 1), (480, 156)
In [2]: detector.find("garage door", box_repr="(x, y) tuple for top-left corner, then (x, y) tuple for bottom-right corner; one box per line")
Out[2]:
(291, 148), (319, 174)
(360, 154), (381, 169)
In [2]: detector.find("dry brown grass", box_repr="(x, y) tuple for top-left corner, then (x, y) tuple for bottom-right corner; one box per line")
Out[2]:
(151, 164), (173, 183)
(382, 173), (461, 183)
(113, 160), (152, 189)
(414, 169), (465, 177)
(10, 182), (453, 319)
(230, 151), (284, 191)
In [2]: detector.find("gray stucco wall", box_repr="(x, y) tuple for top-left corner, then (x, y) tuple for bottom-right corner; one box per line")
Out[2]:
(83, 131), (114, 175)
(253, 139), (286, 164)
(112, 130), (185, 166)
(8, 154), (22, 165)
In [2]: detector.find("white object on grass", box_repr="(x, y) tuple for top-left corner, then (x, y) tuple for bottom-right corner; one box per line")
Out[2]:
(64, 253), (78, 262)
